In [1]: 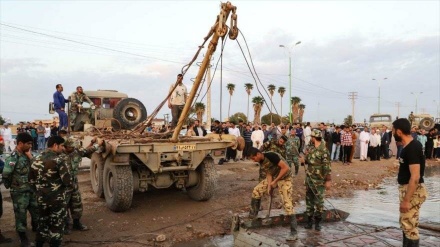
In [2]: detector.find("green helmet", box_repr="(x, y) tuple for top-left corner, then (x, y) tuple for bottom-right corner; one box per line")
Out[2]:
(311, 129), (321, 138)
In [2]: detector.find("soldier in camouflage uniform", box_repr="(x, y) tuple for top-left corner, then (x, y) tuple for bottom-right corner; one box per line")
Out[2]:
(248, 147), (298, 241)
(259, 135), (287, 181)
(29, 136), (72, 247)
(69, 86), (94, 128)
(2, 133), (38, 247)
(301, 129), (332, 231)
(63, 137), (101, 233)
(285, 128), (300, 175)
(0, 143), (13, 244)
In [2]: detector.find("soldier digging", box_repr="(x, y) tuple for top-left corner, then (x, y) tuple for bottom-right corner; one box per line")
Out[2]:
(248, 147), (298, 241)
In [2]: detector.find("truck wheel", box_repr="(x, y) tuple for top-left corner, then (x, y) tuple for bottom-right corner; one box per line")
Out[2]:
(103, 164), (133, 212)
(419, 117), (434, 130)
(90, 153), (104, 198)
(113, 98), (147, 130)
(187, 157), (218, 201)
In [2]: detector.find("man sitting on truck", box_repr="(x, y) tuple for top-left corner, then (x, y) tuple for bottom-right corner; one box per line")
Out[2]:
(69, 86), (94, 130)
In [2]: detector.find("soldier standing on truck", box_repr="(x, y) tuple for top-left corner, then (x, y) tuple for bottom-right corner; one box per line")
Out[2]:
(62, 137), (102, 234)
(300, 129), (332, 231)
(69, 86), (94, 129)
(248, 147), (298, 241)
(168, 74), (188, 128)
(408, 111), (415, 126)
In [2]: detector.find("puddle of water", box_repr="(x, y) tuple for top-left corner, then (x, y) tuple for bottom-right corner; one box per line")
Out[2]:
(178, 165), (440, 246)
(329, 165), (440, 227)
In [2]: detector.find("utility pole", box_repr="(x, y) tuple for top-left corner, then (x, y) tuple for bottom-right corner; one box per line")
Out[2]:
(395, 102), (400, 119)
(348, 92), (358, 123)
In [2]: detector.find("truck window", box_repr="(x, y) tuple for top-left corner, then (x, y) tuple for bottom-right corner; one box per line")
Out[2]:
(102, 98), (122, 109)
(90, 98), (102, 107)
(370, 116), (391, 122)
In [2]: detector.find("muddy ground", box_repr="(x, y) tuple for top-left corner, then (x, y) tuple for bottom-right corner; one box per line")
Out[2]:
(1, 157), (436, 246)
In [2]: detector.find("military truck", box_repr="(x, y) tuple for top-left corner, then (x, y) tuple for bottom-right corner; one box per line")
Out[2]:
(369, 113), (393, 129)
(51, 2), (240, 212)
(410, 113), (435, 131)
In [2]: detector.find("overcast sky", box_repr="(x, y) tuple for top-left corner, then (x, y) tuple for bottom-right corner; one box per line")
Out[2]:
(1, 0), (439, 124)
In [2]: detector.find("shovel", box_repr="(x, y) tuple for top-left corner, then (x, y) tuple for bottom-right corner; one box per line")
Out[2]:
(261, 192), (273, 226)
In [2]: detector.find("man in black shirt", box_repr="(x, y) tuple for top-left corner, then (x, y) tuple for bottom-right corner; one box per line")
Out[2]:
(392, 118), (427, 247)
(193, 120), (207, 137)
(248, 148), (298, 241)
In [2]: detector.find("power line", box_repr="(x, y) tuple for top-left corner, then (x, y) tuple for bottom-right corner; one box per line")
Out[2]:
(0, 22), (184, 64)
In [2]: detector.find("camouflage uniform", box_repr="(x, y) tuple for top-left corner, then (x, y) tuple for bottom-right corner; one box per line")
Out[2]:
(285, 135), (300, 175)
(260, 140), (286, 180)
(64, 139), (98, 223)
(69, 92), (94, 126)
(29, 150), (72, 245)
(399, 184), (427, 241)
(408, 112), (415, 126)
(2, 150), (39, 233)
(252, 152), (294, 215)
(304, 141), (331, 219)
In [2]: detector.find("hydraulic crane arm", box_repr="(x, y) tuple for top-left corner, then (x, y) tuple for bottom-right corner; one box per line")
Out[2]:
(171, 1), (238, 142)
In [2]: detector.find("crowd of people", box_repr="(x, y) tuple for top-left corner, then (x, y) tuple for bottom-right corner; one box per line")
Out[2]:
(0, 122), (58, 154)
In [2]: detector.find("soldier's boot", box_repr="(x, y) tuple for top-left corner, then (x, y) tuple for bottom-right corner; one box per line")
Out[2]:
(294, 166), (299, 175)
(35, 241), (44, 247)
(64, 224), (71, 235)
(31, 221), (38, 232)
(49, 240), (61, 247)
(18, 232), (31, 247)
(314, 216), (322, 231)
(402, 233), (419, 247)
(286, 216), (298, 241)
(248, 198), (261, 219)
(0, 231), (12, 244)
(73, 219), (89, 231)
(304, 216), (313, 229)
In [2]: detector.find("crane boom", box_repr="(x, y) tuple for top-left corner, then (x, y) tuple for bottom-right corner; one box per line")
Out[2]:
(171, 2), (238, 142)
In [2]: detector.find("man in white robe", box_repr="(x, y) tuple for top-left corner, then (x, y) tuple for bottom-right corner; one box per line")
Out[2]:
(359, 127), (370, 161)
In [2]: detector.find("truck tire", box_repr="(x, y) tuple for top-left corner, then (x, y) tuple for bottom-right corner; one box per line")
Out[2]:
(103, 164), (133, 212)
(187, 157), (218, 201)
(113, 98), (147, 130)
(90, 153), (104, 198)
(419, 117), (434, 131)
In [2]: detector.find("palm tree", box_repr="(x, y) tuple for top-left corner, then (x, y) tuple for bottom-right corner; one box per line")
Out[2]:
(278, 86), (286, 121)
(299, 104), (306, 123)
(244, 83), (254, 122)
(194, 102), (206, 123)
(252, 96), (265, 125)
(226, 83), (235, 119)
(267, 84), (276, 123)
(291, 96), (302, 123)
